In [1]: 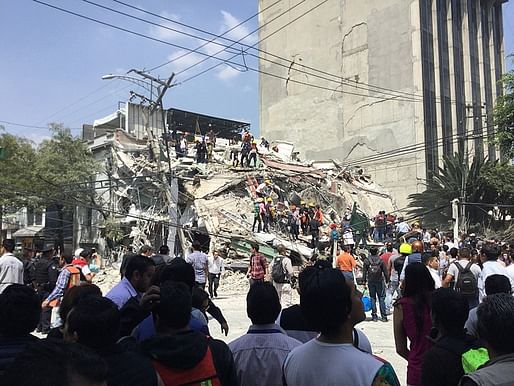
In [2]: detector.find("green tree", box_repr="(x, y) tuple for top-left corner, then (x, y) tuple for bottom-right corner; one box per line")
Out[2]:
(33, 124), (101, 248)
(408, 153), (490, 227)
(493, 61), (514, 159)
(0, 133), (38, 207)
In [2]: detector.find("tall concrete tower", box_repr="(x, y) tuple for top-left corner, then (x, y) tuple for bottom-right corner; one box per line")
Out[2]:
(259, 0), (508, 207)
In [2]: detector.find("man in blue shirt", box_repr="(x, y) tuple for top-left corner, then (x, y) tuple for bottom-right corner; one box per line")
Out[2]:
(106, 255), (155, 309)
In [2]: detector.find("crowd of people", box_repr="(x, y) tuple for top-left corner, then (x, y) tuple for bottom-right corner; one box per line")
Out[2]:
(2, 224), (514, 385)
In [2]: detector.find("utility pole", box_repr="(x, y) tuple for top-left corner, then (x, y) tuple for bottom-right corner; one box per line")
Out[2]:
(451, 198), (459, 242)
(128, 70), (178, 255)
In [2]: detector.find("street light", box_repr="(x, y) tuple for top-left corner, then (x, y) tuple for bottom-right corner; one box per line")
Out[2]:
(102, 74), (158, 98)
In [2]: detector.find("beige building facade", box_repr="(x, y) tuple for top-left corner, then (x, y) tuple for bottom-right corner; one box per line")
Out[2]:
(259, 0), (507, 208)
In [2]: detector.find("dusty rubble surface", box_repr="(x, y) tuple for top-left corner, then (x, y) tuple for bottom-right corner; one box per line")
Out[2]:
(99, 130), (397, 265)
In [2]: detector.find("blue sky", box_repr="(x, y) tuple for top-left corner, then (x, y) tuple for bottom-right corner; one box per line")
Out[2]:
(0, 1), (513, 144)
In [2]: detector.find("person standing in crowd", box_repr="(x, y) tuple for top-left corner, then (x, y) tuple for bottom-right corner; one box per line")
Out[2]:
(0, 284), (40, 373)
(335, 245), (357, 280)
(42, 251), (81, 310)
(380, 242), (395, 268)
(363, 246), (390, 322)
(442, 247), (481, 309)
(421, 288), (477, 386)
(460, 294), (514, 386)
(34, 247), (59, 334)
(394, 262), (434, 386)
(289, 205), (300, 240)
(229, 282), (301, 386)
(395, 217), (411, 239)
(283, 268), (400, 386)
(269, 245), (294, 308)
(386, 243), (410, 315)
(186, 241), (209, 290)
(278, 260), (373, 352)
(240, 139), (251, 167)
(63, 296), (157, 386)
(140, 281), (237, 386)
(208, 250), (224, 299)
(464, 274), (512, 339)
(246, 244), (268, 286)
(399, 240), (424, 282)
(478, 244), (514, 301)
(72, 249), (94, 283)
(0, 239), (23, 294)
(151, 245), (170, 267)
(422, 252), (442, 289)
(309, 216), (320, 249)
(106, 255), (156, 309)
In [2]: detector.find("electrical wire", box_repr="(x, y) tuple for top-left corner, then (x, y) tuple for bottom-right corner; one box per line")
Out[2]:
(32, 0), (421, 103)
(113, 0), (427, 102)
(0, 120), (80, 131)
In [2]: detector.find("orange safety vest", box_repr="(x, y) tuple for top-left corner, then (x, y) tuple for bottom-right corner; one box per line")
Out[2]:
(153, 346), (221, 386)
(64, 265), (81, 289)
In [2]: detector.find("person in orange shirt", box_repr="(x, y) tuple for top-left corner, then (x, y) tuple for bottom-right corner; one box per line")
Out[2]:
(336, 245), (357, 281)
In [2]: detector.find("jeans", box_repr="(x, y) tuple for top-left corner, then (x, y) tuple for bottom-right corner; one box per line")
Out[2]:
(208, 273), (220, 298)
(386, 280), (401, 312)
(342, 271), (354, 281)
(368, 280), (387, 318)
(252, 216), (262, 232)
(195, 281), (206, 291)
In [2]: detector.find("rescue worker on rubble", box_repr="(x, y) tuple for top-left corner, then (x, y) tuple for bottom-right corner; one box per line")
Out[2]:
(248, 140), (258, 168)
(195, 138), (207, 163)
(230, 136), (240, 167)
(240, 139), (251, 167)
(206, 139), (214, 163)
(299, 201), (310, 235)
(256, 179), (271, 198)
(264, 197), (274, 232)
(289, 205), (301, 241)
(314, 205), (324, 224)
(252, 198), (265, 233)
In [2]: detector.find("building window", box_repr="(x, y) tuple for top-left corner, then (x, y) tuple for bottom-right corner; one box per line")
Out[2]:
(451, 0), (466, 155)
(481, 4), (495, 160)
(437, 0), (453, 156)
(420, 0), (438, 177)
(468, 0), (484, 159)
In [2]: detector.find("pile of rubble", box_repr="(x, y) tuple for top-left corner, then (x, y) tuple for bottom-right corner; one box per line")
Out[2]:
(96, 129), (396, 269)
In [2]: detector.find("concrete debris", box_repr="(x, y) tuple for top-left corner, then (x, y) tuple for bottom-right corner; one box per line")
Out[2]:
(90, 128), (396, 271)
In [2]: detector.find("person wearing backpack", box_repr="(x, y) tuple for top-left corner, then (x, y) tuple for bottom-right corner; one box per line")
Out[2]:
(269, 245), (294, 308)
(363, 247), (390, 322)
(442, 247), (481, 309)
(41, 251), (82, 311)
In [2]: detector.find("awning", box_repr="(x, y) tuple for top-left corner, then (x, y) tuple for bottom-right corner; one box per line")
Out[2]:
(12, 225), (44, 238)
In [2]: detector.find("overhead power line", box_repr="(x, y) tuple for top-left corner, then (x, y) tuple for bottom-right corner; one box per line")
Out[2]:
(0, 120), (81, 131)
(113, 0), (427, 102)
(32, 0), (421, 103)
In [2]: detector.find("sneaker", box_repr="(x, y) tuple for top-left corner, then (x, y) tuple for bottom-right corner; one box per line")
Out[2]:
(381, 317), (388, 322)
(371, 316), (378, 322)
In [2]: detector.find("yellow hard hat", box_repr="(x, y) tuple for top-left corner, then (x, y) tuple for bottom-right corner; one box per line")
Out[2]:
(257, 197), (264, 202)
(309, 202), (315, 207)
(266, 197), (273, 202)
(300, 200), (306, 205)
(399, 243), (412, 255)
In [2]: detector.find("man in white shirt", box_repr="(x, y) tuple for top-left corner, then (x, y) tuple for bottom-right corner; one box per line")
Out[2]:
(442, 247), (481, 308)
(269, 245), (294, 308)
(186, 241), (209, 290)
(207, 250), (224, 298)
(283, 268), (400, 386)
(478, 244), (514, 301)
(0, 239), (24, 294)
(423, 252), (442, 289)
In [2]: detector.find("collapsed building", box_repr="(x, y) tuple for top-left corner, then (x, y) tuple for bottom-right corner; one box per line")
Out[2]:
(75, 102), (396, 268)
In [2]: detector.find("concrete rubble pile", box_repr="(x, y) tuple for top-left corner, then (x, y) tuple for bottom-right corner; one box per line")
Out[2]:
(103, 130), (396, 272)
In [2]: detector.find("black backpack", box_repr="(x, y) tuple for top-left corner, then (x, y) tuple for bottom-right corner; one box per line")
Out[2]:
(34, 258), (50, 285)
(271, 256), (288, 283)
(367, 257), (383, 281)
(394, 255), (406, 276)
(454, 262), (478, 296)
